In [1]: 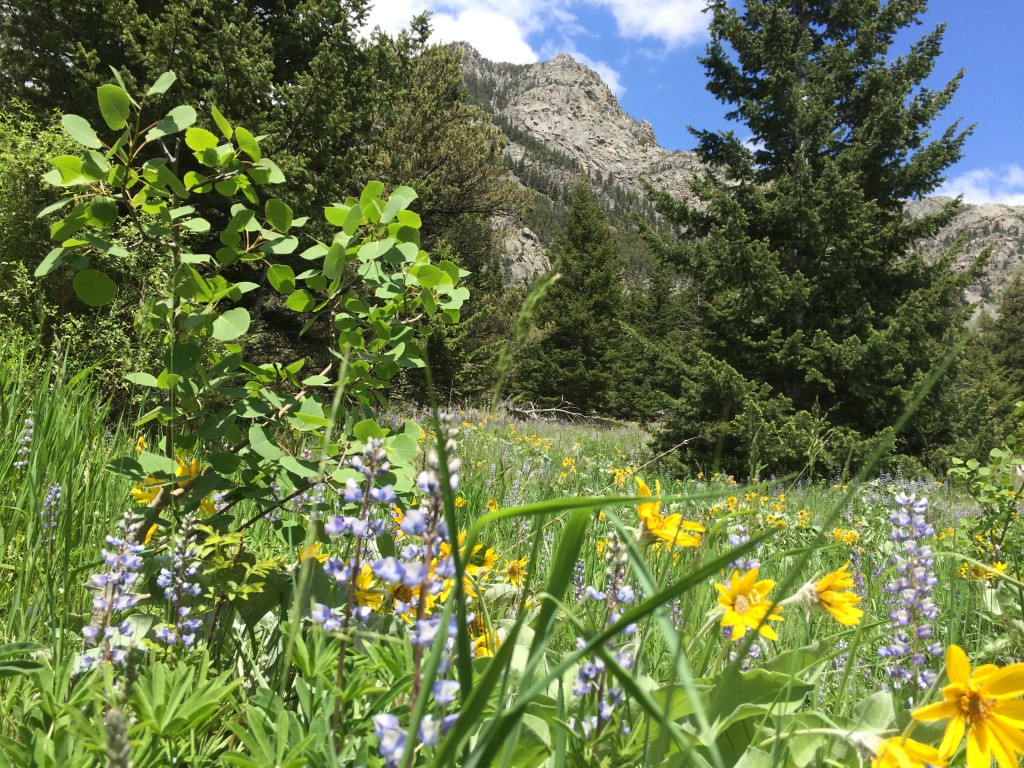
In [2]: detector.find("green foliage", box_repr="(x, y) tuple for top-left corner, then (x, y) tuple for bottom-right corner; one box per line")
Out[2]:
(0, 104), (162, 401)
(512, 184), (629, 413)
(652, 0), (978, 473)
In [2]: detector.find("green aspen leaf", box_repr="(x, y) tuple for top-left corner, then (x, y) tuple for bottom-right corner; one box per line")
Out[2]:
(265, 198), (293, 232)
(86, 197), (118, 228)
(260, 235), (298, 255)
(216, 246), (239, 266)
(300, 243), (328, 261)
(180, 217), (210, 232)
(73, 269), (117, 306)
(247, 158), (284, 184)
(185, 127), (219, 152)
(145, 105), (197, 141)
(323, 244), (344, 280)
(211, 104), (232, 138)
(266, 264), (296, 294)
(324, 205), (348, 227)
(212, 307), (250, 341)
(35, 247), (68, 278)
(357, 238), (396, 262)
(341, 203), (363, 235)
(61, 114), (102, 149)
(124, 372), (159, 387)
(379, 186), (418, 223)
(147, 71), (177, 96)
(165, 342), (201, 374)
(183, 171), (209, 192)
(360, 181), (385, 207)
(37, 198), (73, 218)
(97, 84), (131, 130)
(280, 455), (319, 479)
(249, 424), (281, 461)
(138, 451), (177, 476)
(50, 155), (83, 184)
(285, 290), (316, 312)
(154, 163), (189, 198)
(35, 248), (66, 277)
(235, 127), (261, 162)
(353, 419), (387, 442)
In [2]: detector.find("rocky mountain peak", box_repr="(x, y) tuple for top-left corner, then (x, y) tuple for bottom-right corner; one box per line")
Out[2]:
(458, 44), (1024, 304)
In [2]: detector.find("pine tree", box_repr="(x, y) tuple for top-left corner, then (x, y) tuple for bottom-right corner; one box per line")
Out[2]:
(513, 183), (626, 413)
(653, 0), (976, 471)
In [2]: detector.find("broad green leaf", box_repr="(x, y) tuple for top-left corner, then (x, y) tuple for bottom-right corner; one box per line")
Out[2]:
(212, 307), (250, 341)
(61, 114), (102, 149)
(138, 451), (177, 476)
(260, 234), (298, 255)
(249, 424), (281, 461)
(124, 372), (159, 387)
(286, 290), (316, 312)
(266, 264), (296, 294)
(185, 127), (219, 152)
(165, 342), (202, 374)
(379, 185), (418, 223)
(147, 71), (177, 96)
(97, 84), (131, 130)
(248, 158), (284, 184)
(235, 127), (261, 162)
(211, 104), (232, 139)
(73, 269), (117, 306)
(265, 198), (293, 232)
(146, 105), (197, 141)
(34, 248), (65, 277)
(87, 197), (118, 228)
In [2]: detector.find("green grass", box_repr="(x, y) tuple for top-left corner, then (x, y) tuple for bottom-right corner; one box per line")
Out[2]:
(1, 345), (1020, 767)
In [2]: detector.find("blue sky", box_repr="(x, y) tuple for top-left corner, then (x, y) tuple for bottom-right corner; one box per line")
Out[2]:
(366, 0), (1024, 205)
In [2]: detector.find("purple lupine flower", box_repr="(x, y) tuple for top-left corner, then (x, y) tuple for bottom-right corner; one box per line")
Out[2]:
(877, 493), (942, 693)
(40, 483), (61, 541)
(13, 416), (33, 470)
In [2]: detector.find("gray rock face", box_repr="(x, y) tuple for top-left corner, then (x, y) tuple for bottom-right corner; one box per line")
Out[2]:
(460, 43), (1024, 303)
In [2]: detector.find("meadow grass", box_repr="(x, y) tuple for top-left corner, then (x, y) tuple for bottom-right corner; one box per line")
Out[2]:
(1, 347), (1021, 767)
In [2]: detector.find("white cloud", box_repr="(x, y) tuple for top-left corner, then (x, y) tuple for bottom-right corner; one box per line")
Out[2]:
(362, 1), (709, 62)
(430, 9), (540, 63)
(363, 1), (554, 63)
(589, 0), (708, 48)
(939, 165), (1024, 206)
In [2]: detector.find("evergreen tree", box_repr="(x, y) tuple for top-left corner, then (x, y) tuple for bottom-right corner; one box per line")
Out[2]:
(652, 0), (977, 471)
(513, 183), (626, 413)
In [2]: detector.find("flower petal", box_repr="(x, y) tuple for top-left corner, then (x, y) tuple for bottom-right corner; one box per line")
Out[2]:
(913, 699), (958, 723)
(946, 644), (971, 685)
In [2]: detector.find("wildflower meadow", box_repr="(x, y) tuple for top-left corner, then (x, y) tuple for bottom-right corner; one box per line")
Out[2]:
(3, 70), (1024, 768)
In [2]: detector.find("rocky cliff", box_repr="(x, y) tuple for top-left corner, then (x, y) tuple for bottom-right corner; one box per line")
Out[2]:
(458, 43), (1024, 307)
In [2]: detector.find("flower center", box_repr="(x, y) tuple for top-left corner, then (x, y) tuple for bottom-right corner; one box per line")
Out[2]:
(959, 685), (993, 724)
(734, 594), (752, 614)
(394, 584), (415, 603)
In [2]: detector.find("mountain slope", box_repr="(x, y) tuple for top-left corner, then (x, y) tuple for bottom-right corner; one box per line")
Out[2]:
(458, 43), (1024, 307)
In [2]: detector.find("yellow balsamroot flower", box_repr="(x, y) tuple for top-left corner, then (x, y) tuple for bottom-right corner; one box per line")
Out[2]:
(786, 562), (864, 626)
(487, 498), (499, 513)
(870, 736), (947, 768)
(715, 568), (783, 641)
(502, 556), (529, 589)
(130, 455), (202, 505)
(298, 542), (330, 564)
(636, 477), (704, 548)
(354, 564), (384, 613)
(913, 643), (1024, 767)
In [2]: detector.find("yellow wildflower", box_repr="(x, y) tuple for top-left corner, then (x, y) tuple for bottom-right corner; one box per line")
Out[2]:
(715, 567), (783, 641)
(636, 477), (704, 547)
(913, 643), (1024, 767)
